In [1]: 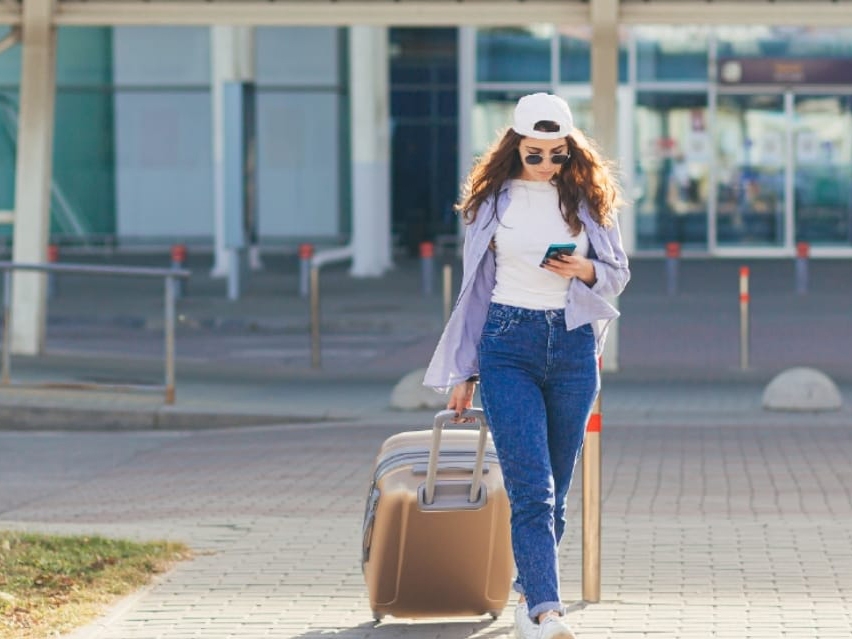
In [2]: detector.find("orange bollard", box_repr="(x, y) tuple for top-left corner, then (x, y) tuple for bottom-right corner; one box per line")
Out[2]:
(665, 242), (681, 296)
(420, 241), (435, 296)
(796, 242), (809, 294)
(298, 243), (314, 298)
(171, 244), (187, 298)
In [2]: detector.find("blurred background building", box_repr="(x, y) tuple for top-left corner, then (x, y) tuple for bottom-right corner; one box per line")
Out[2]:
(1, 10), (851, 261)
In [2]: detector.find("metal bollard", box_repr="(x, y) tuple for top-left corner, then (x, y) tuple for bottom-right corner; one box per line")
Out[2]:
(170, 244), (187, 299)
(420, 241), (435, 296)
(795, 241), (809, 295)
(47, 244), (59, 298)
(739, 266), (750, 371)
(582, 358), (603, 603)
(665, 242), (680, 296)
(298, 243), (314, 298)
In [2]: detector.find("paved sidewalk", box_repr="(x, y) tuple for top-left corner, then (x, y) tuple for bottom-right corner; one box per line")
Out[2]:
(1, 418), (850, 639)
(1, 251), (851, 638)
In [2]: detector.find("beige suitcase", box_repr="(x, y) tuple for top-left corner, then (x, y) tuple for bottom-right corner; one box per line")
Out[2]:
(361, 408), (513, 621)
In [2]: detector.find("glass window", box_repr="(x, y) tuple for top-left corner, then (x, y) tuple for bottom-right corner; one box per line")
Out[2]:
(477, 27), (552, 83)
(634, 92), (710, 250)
(472, 90), (533, 153)
(559, 27), (628, 84)
(635, 26), (709, 82)
(0, 27), (19, 86)
(0, 90), (17, 215)
(717, 27), (852, 59)
(0, 28), (116, 240)
(715, 94), (786, 247)
(794, 95), (852, 246)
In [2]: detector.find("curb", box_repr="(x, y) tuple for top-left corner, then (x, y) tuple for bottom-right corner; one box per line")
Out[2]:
(0, 404), (333, 431)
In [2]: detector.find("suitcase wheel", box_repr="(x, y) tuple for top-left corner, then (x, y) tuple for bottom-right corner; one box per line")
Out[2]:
(372, 611), (383, 623)
(488, 611), (500, 620)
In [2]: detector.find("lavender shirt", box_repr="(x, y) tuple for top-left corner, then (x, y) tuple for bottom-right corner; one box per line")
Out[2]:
(423, 184), (631, 393)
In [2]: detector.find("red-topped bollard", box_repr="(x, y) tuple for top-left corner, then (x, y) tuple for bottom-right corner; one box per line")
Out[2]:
(665, 242), (681, 296)
(582, 356), (604, 603)
(171, 244), (187, 298)
(420, 241), (435, 296)
(739, 266), (750, 370)
(47, 243), (59, 298)
(298, 243), (314, 298)
(796, 241), (809, 295)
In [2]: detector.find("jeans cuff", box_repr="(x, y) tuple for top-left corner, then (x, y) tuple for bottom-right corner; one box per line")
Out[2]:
(513, 581), (525, 595)
(528, 601), (565, 621)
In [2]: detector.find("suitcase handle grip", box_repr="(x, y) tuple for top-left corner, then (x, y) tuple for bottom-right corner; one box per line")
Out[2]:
(424, 408), (489, 506)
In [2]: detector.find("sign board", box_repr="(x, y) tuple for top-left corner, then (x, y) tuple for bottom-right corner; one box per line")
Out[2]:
(719, 58), (852, 85)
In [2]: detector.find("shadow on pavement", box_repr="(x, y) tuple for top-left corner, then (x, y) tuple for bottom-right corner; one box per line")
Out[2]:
(293, 618), (508, 639)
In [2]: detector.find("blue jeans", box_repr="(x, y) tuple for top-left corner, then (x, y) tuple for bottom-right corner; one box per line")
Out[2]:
(478, 302), (599, 621)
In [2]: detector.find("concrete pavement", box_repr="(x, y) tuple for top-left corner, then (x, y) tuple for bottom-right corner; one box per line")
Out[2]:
(2, 419), (850, 638)
(1, 250), (851, 638)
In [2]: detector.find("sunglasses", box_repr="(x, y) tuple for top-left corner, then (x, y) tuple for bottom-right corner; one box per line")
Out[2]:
(523, 152), (571, 165)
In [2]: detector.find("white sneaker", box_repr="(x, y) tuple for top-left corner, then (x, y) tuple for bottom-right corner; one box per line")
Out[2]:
(514, 602), (538, 639)
(537, 613), (576, 639)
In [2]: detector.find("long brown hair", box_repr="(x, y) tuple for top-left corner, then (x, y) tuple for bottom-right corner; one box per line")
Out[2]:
(456, 121), (623, 232)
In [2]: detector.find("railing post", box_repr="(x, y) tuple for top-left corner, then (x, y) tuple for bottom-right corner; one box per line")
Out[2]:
(310, 265), (321, 368)
(164, 275), (176, 404)
(582, 359), (603, 603)
(47, 244), (59, 298)
(1, 269), (11, 385)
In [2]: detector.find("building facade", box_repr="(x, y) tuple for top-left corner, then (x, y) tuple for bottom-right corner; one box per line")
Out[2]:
(1, 24), (851, 257)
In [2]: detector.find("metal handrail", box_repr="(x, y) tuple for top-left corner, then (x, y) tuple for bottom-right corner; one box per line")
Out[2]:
(309, 245), (353, 368)
(0, 261), (191, 404)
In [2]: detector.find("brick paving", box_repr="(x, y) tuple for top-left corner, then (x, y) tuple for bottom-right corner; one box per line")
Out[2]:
(2, 419), (850, 639)
(1, 253), (851, 638)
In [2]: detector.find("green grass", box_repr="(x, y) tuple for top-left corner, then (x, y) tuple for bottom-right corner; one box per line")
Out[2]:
(0, 530), (191, 639)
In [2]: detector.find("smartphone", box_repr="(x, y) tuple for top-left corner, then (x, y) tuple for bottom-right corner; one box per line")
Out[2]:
(541, 243), (576, 263)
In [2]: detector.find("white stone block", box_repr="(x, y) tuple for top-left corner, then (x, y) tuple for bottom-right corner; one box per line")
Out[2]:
(762, 367), (842, 412)
(389, 367), (447, 410)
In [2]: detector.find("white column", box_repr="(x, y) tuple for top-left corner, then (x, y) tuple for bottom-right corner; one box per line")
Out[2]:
(349, 26), (392, 277)
(617, 84), (636, 256)
(10, 0), (56, 355)
(210, 26), (255, 278)
(591, 0), (621, 372)
(457, 27), (476, 249)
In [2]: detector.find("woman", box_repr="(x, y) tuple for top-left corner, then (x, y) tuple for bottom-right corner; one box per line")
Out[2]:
(423, 93), (630, 639)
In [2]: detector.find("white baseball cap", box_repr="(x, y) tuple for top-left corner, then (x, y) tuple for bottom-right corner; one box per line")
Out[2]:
(512, 92), (574, 139)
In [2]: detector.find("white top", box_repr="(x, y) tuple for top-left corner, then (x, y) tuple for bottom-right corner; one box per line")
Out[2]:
(491, 179), (589, 310)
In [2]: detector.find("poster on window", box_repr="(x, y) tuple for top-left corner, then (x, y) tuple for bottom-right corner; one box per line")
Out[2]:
(796, 132), (819, 164)
(760, 132), (784, 167)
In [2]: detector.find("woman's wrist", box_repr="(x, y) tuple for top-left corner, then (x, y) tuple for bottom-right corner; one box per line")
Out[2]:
(466, 375), (480, 383)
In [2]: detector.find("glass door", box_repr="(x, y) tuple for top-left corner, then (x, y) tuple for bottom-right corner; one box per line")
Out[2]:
(715, 94), (787, 247)
(793, 94), (852, 246)
(634, 92), (710, 250)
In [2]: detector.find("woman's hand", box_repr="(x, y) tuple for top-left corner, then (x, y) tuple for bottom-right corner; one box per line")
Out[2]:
(541, 254), (597, 286)
(447, 381), (477, 421)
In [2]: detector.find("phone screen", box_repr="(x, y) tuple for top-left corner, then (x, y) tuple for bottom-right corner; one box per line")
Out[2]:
(542, 243), (576, 263)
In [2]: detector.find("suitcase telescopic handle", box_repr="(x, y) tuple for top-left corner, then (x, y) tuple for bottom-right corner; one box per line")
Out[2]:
(424, 408), (489, 506)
